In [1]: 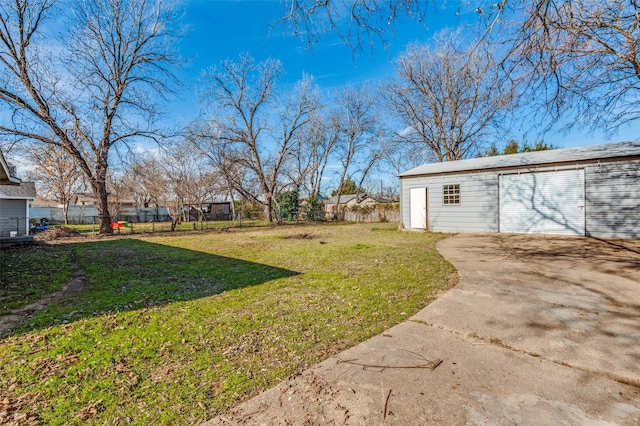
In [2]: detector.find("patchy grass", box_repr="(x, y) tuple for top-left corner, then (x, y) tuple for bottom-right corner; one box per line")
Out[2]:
(59, 219), (267, 235)
(0, 245), (72, 315)
(0, 223), (455, 425)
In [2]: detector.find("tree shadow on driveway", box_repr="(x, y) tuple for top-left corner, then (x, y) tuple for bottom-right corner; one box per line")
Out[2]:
(433, 232), (640, 386)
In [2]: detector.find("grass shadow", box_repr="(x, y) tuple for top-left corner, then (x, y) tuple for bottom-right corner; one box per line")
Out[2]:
(2, 238), (299, 337)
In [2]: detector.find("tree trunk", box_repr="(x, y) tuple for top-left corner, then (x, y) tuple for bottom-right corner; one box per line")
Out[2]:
(334, 193), (342, 221)
(334, 167), (348, 220)
(264, 196), (273, 222)
(95, 182), (112, 235)
(228, 190), (236, 220)
(63, 203), (69, 225)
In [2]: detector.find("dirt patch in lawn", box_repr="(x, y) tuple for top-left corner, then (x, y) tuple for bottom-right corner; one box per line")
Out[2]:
(33, 226), (82, 241)
(0, 257), (87, 338)
(284, 232), (317, 240)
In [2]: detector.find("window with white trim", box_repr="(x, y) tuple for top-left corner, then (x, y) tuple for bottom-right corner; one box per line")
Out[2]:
(443, 184), (460, 205)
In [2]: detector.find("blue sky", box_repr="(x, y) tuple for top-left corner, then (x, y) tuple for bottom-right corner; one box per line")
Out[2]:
(172, 0), (478, 119)
(172, 0), (639, 149)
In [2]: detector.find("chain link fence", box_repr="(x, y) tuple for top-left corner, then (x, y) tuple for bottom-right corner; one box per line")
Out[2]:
(24, 204), (400, 236)
(0, 216), (29, 237)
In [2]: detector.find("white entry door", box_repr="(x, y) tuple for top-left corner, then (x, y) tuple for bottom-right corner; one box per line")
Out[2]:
(499, 170), (585, 235)
(410, 188), (427, 229)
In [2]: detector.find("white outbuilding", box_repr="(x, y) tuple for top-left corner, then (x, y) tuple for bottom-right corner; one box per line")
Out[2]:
(399, 141), (640, 239)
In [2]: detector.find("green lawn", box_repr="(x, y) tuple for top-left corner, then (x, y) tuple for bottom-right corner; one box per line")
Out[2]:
(0, 223), (455, 425)
(58, 219), (266, 235)
(0, 245), (72, 315)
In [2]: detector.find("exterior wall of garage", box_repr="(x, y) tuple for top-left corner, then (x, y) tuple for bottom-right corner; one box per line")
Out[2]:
(400, 170), (499, 232)
(400, 158), (640, 239)
(585, 158), (640, 239)
(400, 142), (640, 239)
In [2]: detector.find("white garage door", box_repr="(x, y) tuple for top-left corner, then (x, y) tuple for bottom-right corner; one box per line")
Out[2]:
(410, 187), (427, 229)
(499, 170), (585, 236)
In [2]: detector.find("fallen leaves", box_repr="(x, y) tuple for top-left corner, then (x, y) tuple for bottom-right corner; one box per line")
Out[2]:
(76, 400), (104, 420)
(0, 223), (455, 424)
(0, 382), (39, 425)
(30, 353), (80, 381)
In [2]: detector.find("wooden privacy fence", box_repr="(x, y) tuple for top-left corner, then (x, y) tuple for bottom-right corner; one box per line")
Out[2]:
(336, 204), (400, 223)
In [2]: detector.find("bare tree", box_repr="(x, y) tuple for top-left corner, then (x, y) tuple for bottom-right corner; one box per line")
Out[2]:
(501, 0), (640, 133)
(30, 144), (85, 224)
(105, 173), (129, 220)
(384, 32), (513, 161)
(121, 156), (170, 220)
(332, 85), (378, 217)
(0, 0), (178, 234)
(377, 134), (425, 177)
(283, 0), (640, 136)
(277, 0), (433, 51)
(281, 111), (338, 197)
(198, 56), (320, 221)
(189, 132), (247, 220)
(161, 141), (222, 225)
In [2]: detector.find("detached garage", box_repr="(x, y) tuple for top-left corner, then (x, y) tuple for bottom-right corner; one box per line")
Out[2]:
(399, 141), (640, 239)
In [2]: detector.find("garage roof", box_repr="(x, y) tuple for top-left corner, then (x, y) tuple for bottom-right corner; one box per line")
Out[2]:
(399, 140), (640, 177)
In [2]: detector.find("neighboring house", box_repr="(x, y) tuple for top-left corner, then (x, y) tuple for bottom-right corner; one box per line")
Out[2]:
(187, 202), (232, 221)
(73, 192), (99, 206)
(74, 192), (136, 209)
(31, 196), (60, 208)
(117, 206), (172, 223)
(399, 140), (640, 239)
(323, 194), (379, 216)
(0, 150), (36, 237)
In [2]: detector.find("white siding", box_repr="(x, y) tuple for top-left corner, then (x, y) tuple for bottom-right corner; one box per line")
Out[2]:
(585, 159), (640, 239)
(499, 170), (585, 236)
(401, 171), (499, 232)
(400, 156), (639, 239)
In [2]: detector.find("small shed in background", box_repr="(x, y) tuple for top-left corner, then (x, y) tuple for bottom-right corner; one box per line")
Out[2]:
(399, 141), (640, 239)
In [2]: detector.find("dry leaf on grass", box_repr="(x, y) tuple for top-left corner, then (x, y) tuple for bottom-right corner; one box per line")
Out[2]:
(76, 400), (104, 420)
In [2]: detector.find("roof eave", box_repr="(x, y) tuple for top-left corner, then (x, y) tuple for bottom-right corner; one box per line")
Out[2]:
(398, 141), (640, 178)
(0, 194), (35, 200)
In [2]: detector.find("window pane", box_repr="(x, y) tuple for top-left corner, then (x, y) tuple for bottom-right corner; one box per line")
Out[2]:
(443, 184), (460, 205)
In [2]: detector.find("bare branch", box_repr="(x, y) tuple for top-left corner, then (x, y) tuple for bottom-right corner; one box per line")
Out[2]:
(502, 0), (640, 133)
(196, 55), (322, 221)
(276, 0), (432, 53)
(0, 0), (179, 234)
(384, 30), (512, 162)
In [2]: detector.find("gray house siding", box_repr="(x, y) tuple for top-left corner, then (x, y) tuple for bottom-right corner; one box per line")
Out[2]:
(0, 198), (28, 237)
(400, 142), (640, 238)
(401, 171), (499, 232)
(401, 157), (639, 239)
(585, 159), (640, 239)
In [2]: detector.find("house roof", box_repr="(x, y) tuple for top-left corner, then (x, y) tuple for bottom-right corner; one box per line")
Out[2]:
(324, 194), (358, 205)
(0, 181), (36, 199)
(398, 140), (640, 178)
(0, 150), (20, 185)
(323, 194), (378, 205)
(31, 196), (60, 208)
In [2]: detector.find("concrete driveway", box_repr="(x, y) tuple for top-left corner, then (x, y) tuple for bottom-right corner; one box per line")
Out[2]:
(207, 233), (640, 425)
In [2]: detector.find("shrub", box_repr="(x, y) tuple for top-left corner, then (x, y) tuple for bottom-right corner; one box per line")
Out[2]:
(303, 195), (324, 221)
